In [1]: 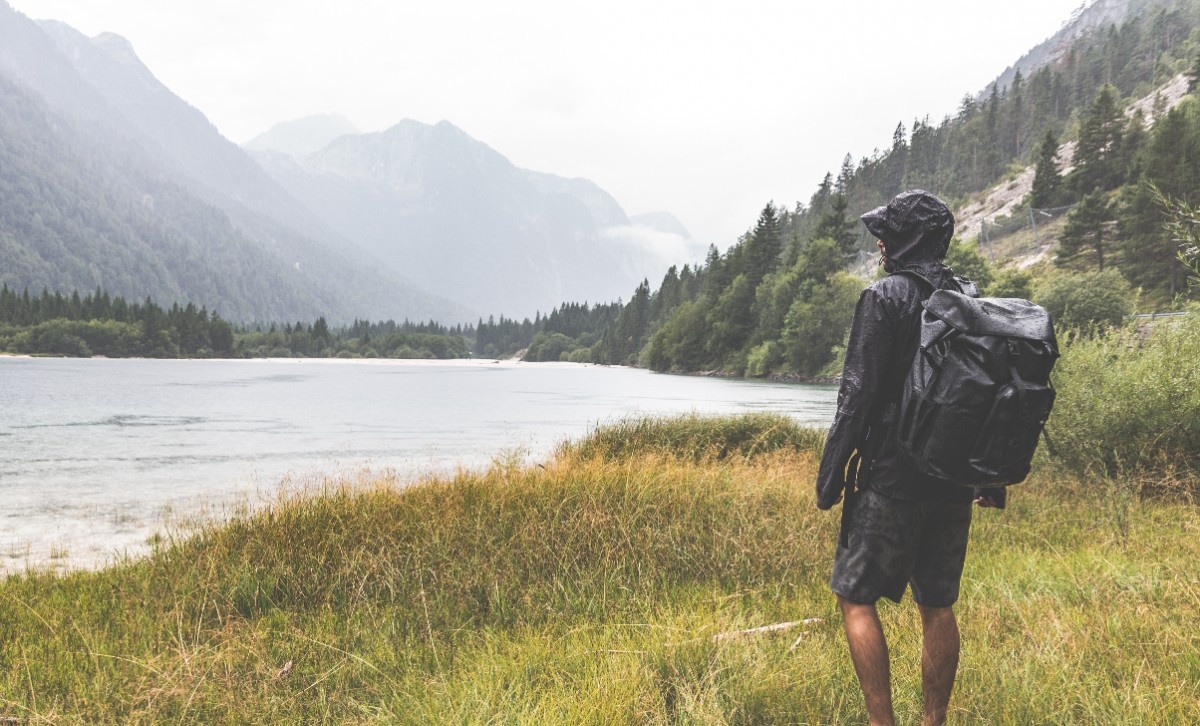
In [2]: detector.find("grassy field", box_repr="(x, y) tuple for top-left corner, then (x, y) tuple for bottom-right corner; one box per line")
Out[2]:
(1, 413), (1197, 724)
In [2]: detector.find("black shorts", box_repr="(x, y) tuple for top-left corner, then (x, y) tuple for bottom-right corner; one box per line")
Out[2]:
(831, 487), (973, 607)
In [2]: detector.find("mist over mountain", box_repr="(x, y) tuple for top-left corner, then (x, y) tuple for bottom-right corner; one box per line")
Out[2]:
(630, 212), (693, 239)
(0, 2), (466, 323)
(249, 119), (705, 316)
(244, 114), (361, 158)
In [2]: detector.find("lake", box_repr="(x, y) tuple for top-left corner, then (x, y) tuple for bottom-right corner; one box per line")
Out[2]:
(0, 357), (837, 572)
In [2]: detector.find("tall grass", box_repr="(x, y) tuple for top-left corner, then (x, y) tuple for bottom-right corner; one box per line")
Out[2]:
(1046, 311), (1200, 489)
(1, 414), (1198, 723)
(556, 412), (826, 462)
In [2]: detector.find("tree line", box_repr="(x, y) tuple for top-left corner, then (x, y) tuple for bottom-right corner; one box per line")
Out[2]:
(0, 286), (477, 360)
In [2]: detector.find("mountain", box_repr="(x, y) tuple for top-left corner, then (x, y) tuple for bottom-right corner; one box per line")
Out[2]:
(244, 114), (361, 158)
(0, 3), (465, 323)
(989, 0), (1178, 99)
(249, 119), (705, 315)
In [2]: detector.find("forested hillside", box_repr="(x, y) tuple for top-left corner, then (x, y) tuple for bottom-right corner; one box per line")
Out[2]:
(514, 0), (1200, 377)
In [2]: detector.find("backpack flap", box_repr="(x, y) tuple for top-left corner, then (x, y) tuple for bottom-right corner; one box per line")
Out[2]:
(923, 290), (1056, 344)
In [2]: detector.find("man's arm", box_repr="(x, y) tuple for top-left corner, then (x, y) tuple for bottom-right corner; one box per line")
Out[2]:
(815, 286), (897, 509)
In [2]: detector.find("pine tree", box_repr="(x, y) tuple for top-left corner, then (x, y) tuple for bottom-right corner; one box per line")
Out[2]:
(1009, 69), (1025, 158)
(1030, 130), (1063, 208)
(835, 154), (855, 196)
(811, 194), (858, 253)
(1058, 191), (1116, 271)
(744, 202), (782, 285)
(611, 279), (651, 363)
(1072, 85), (1126, 193)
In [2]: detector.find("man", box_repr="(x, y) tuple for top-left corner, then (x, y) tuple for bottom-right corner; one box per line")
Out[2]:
(816, 189), (1002, 726)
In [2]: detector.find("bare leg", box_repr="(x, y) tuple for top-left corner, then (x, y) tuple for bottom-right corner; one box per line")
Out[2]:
(838, 596), (895, 726)
(917, 604), (960, 726)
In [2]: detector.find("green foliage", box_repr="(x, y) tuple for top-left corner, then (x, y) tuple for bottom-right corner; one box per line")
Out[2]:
(1048, 311), (1200, 482)
(1071, 85), (1127, 194)
(474, 314), (538, 357)
(524, 331), (580, 362)
(1030, 129), (1064, 208)
(645, 299), (709, 372)
(780, 272), (861, 376)
(593, 280), (651, 365)
(943, 239), (994, 291)
(1116, 119), (1200, 298)
(1058, 190), (1118, 271)
(988, 267), (1035, 299)
(1153, 186), (1200, 291)
(641, 227), (861, 377)
(0, 285), (233, 357)
(744, 203), (784, 285)
(1034, 268), (1135, 331)
(810, 194), (857, 252)
(706, 273), (757, 363)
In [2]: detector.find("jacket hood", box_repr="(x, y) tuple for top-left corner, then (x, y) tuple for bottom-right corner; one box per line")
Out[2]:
(861, 190), (954, 264)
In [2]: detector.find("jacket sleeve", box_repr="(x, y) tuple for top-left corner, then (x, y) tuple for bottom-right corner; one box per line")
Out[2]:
(815, 286), (898, 509)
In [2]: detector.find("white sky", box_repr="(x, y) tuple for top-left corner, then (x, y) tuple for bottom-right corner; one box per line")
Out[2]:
(11, 0), (1090, 250)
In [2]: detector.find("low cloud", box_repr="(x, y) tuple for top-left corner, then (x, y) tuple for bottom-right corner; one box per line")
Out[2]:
(599, 224), (709, 280)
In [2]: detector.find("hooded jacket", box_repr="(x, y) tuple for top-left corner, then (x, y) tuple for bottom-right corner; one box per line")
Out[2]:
(815, 191), (1003, 509)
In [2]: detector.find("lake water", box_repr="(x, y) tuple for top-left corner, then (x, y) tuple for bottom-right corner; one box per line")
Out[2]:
(0, 357), (837, 572)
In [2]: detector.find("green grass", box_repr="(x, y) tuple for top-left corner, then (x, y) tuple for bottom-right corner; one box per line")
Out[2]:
(555, 412), (827, 462)
(1, 414), (1198, 723)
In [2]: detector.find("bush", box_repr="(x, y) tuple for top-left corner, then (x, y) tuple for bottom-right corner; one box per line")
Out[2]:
(945, 238), (994, 291)
(1047, 310), (1200, 485)
(745, 341), (781, 378)
(989, 267), (1034, 299)
(524, 332), (578, 362)
(1034, 268), (1134, 331)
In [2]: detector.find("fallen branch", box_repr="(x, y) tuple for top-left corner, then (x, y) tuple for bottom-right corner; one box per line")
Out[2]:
(711, 618), (823, 643)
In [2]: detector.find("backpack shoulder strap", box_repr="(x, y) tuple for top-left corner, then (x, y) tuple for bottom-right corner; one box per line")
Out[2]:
(894, 268), (981, 299)
(954, 275), (981, 299)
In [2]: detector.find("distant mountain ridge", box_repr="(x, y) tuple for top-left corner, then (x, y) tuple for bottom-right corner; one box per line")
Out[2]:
(244, 114), (361, 158)
(249, 118), (703, 315)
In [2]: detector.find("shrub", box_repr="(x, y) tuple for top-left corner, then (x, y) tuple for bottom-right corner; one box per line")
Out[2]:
(1034, 268), (1134, 331)
(944, 238), (994, 291)
(1046, 310), (1200, 485)
(989, 267), (1034, 299)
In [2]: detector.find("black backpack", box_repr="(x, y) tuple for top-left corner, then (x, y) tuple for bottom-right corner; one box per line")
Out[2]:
(895, 276), (1059, 487)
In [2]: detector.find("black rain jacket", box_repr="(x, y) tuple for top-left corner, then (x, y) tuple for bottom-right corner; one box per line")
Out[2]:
(815, 258), (1005, 509)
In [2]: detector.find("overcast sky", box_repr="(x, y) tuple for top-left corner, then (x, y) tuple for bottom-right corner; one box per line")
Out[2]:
(12, 0), (1090, 250)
